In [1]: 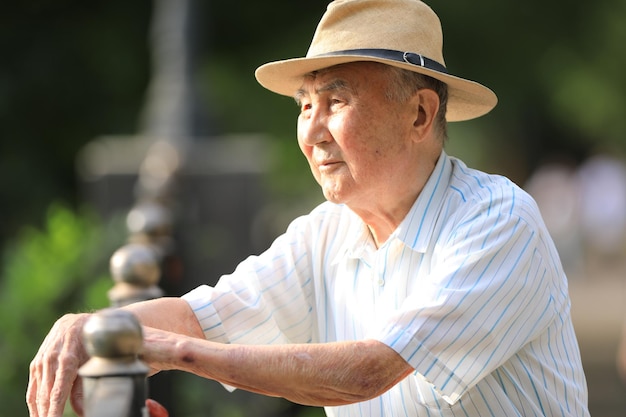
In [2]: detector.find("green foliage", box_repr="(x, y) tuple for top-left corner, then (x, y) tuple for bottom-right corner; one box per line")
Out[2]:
(0, 203), (124, 416)
(540, 0), (626, 145)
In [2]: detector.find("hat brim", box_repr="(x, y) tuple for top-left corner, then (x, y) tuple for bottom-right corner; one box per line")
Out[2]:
(255, 53), (497, 122)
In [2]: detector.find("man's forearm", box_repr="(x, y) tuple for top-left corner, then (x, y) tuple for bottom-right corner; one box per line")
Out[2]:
(141, 328), (414, 406)
(122, 297), (205, 339)
(120, 297), (414, 405)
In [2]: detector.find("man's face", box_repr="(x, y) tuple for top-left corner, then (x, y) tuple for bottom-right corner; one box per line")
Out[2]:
(295, 62), (420, 210)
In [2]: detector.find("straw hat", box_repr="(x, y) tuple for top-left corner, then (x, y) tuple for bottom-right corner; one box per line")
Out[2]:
(255, 0), (497, 122)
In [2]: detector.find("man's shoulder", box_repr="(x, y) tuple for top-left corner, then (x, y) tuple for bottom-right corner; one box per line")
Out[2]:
(447, 157), (539, 219)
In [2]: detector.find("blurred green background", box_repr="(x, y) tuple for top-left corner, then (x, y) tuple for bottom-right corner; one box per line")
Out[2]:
(2, 0), (626, 416)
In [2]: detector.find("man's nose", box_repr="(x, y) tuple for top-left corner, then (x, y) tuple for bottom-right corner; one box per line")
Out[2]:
(299, 110), (331, 147)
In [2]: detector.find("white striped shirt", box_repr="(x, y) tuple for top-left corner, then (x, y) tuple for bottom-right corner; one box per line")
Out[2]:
(183, 151), (590, 417)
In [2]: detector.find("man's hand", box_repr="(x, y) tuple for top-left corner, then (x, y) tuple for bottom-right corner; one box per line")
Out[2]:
(146, 399), (169, 417)
(27, 313), (91, 417)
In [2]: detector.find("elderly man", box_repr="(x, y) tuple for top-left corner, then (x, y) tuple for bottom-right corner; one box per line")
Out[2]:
(28, 1), (590, 416)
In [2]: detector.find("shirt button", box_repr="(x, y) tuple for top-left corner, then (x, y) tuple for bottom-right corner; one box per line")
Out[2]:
(377, 278), (385, 286)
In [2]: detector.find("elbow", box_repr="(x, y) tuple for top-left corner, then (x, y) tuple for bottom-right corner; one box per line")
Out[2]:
(289, 363), (408, 406)
(345, 370), (402, 402)
(286, 340), (414, 407)
(314, 371), (404, 406)
(332, 345), (414, 403)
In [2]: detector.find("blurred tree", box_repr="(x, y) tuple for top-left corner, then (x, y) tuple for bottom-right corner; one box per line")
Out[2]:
(0, 203), (124, 416)
(0, 0), (152, 253)
(436, 0), (626, 177)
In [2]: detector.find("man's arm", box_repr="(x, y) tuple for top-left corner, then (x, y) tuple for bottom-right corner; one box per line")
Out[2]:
(133, 297), (414, 405)
(27, 297), (203, 417)
(27, 296), (413, 416)
(123, 296), (206, 339)
(141, 325), (413, 406)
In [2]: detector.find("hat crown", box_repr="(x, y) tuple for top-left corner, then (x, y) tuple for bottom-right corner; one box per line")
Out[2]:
(307, 0), (445, 67)
(255, 0), (497, 121)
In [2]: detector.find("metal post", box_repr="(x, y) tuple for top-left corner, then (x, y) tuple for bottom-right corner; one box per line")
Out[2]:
(108, 243), (163, 307)
(79, 309), (149, 417)
(75, 0), (274, 413)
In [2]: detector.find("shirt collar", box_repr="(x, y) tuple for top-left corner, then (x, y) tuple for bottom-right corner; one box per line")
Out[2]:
(395, 150), (452, 252)
(331, 150), (452, 263)
(333, 210), (375, 263)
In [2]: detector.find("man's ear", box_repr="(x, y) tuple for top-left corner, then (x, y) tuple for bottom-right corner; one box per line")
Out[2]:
(411, 88), (440, 140)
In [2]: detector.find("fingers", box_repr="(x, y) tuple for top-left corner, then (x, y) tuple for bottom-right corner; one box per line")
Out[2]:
(27, 333), (61, 417)
(146, 399), (169, 417)
(69, 376), (84, 417)
(26, 313), (90, 417)
(26, 361), (40, 417)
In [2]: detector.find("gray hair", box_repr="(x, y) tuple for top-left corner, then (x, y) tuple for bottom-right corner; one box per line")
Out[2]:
(384, 66), (449, 141)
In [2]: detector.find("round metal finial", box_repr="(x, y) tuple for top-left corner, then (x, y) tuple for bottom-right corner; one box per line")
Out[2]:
(108, 244), (164, 306)
(79, 309), (150, 377)
(79, 310), (149, 417)
(83, 309), (143, 358)
(126, 201), (175, 258)
(126, 201), (173, 238)
(110, 243), (161, 287)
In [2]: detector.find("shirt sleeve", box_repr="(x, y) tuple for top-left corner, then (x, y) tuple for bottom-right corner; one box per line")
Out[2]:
(182, 214), (316, 346)
(373, 191), (561, 405)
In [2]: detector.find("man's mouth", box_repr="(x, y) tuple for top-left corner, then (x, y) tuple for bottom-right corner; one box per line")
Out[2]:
(317, 159), (341, 171)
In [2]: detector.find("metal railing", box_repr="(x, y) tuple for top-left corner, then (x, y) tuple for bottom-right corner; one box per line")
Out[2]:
(79, 309), (149, 417)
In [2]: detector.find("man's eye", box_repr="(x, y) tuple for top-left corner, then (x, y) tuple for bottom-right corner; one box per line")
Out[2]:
(301, 103), (312, 112)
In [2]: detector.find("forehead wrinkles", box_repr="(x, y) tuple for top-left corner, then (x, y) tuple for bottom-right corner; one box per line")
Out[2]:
(295, 69), (359, 103)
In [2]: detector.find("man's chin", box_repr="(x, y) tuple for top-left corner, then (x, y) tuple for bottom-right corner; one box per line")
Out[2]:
(322, 192), (344, 204)
(321, 183), (348, 204)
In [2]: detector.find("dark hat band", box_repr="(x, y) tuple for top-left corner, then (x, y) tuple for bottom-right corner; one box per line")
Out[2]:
(315, 48), (448, 74)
